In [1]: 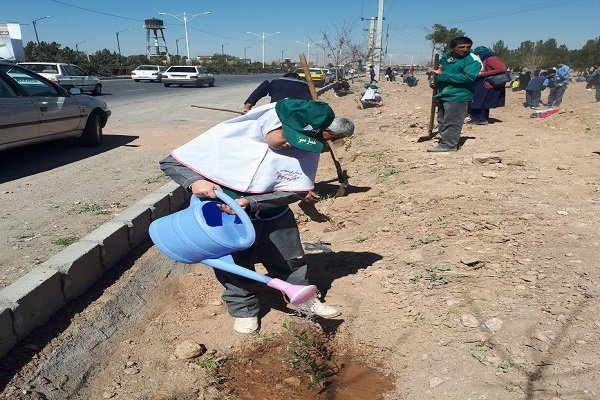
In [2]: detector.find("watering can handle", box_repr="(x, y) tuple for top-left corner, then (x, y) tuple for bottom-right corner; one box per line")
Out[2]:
(190, 190), (255, 244)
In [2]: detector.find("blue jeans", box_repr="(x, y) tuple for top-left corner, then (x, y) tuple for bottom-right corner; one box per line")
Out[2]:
(526, 90), (541, 107)
(437, 101), (469, 149)
(596, 86), (600, 102)
(547, 84), (567, 107)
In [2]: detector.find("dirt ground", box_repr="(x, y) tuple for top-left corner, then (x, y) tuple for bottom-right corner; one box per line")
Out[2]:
(3, 76), (600, 399)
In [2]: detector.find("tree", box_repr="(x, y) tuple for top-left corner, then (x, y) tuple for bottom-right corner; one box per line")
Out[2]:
(425, 24), (465, 63)
(319, 20), (364, 78)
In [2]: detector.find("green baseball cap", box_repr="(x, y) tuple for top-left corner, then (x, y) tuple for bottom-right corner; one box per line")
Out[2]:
(275, 99), (335, 153)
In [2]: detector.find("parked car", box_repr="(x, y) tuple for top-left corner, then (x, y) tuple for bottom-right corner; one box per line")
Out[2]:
(294, 67), (328, 87)
(161, 66), (215, 88)
(17, 62), (102, 96)
(131, 65), (168, 82)
(0, 63), (111, 151)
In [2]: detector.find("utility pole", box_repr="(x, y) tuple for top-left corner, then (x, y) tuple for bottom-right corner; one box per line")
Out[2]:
(374, 0), (385, 82)
(243, 47), (250, 64)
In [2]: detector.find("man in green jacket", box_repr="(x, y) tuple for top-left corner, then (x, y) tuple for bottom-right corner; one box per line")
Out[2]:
(428, 36), (482, 152)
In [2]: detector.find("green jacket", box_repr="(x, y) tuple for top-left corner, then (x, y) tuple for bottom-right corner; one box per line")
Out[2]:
(434, 51), (482, 102)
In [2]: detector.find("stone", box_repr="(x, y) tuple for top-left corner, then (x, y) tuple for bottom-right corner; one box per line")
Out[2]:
(429, 377), (445, 388)
(472, 153), (502, 164)
(174, 340), (206, 359)
(483, 317), (503, 333)
(584, 287), (600, 298)
(482, 171), (498, 179)
(460, 314), (480, 328)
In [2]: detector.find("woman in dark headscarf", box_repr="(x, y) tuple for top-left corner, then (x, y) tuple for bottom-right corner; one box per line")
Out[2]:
(468, 46), (507, 125)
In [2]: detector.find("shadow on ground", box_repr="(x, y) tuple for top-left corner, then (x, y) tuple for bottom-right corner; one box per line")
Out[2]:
(0, 134), (138, 184)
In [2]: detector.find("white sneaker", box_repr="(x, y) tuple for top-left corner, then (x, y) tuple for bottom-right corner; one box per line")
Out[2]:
(233, 317), (259, 334)
(300, 299), (341, 318)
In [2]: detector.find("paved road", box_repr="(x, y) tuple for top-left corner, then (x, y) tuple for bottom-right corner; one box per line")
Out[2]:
(99, 73), (280, 107)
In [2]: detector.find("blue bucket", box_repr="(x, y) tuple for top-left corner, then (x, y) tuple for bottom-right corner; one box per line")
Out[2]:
(149, 190), (256, 263)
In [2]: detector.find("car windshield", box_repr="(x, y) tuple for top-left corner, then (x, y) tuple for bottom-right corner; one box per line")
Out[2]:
(168, 66), (196, 73)
(19, 63), (59, 74)
(197, 67), (208, 73)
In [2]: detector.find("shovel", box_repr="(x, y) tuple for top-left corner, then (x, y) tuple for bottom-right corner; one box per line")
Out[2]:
(418, 53), (440, 143)
(299, 53), (349, 197)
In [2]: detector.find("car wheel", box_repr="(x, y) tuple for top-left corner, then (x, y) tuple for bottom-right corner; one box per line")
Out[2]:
(163, 83), (170, 87)
(134, 79), (140, 82)
(79, 112), (102, 146)
(208, 80), (215, 87)
(92, 84), (102, 96)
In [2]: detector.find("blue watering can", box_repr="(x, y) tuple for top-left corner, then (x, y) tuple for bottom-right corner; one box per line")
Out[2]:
(149, 190), (317, 305)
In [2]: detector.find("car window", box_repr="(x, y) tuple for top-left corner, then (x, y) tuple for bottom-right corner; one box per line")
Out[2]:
(167, 66), (196, 73)
(71, 65), (89, 77)
(159, 66), (167, 72)
(19, 63), (59, 74)
(137, 65), (158, 71)
(0, 75), (19, 97)
(0, 65), (60, 97)
(196, 67), (208, 74)
(62, 65), (76, 76)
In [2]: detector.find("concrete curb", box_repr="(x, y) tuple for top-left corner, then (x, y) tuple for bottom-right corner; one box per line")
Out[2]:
(0, 181), (187, 360)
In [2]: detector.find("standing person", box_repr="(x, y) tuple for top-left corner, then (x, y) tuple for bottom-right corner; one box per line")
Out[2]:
(547, 63), (570, 107)
(467, 46), (507, 125)
(369, 65), (377, 84)
(525, 71), (549, 108)
(587, 65), (600, 102)
(518, 68), (531, 91)
(426, 36), (482, 152)
(242, 72), (311, 114)
(160, 99), (345, 335)
(385, 66), (393, 82)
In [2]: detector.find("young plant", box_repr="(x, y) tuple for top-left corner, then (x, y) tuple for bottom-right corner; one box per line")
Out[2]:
(283, 319), (339, 390)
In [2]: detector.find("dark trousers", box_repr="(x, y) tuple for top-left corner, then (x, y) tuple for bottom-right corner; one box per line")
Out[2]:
(526, 90), (541, 107)
(547, 84), (567, 107)
(213, 209), (308, 317)
(437, 101), (469, 149)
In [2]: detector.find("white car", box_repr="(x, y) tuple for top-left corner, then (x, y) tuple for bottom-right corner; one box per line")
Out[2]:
(131, 65), (167, 82)
(0, 63), (111, 151)
(17, 62), (103, 96)
(161, 66), (215, 88)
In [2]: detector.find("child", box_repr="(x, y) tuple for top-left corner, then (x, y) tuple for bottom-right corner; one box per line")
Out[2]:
(525, 71), (549, 109)
(159, 99), (346, 334)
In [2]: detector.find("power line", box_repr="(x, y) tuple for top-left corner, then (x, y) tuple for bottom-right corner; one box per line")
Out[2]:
(50, 0), (142, 21)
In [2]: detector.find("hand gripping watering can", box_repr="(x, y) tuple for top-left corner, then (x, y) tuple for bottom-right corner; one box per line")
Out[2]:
(149, 190), (317, 305)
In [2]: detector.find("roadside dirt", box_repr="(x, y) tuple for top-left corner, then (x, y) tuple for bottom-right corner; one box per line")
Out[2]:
(2, 77), (600, 399)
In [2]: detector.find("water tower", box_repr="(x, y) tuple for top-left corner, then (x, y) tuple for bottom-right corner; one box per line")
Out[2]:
(144, 18), (169, 62)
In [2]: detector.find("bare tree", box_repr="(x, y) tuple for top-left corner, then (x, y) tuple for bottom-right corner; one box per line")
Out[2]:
(319, 21), (365, 79)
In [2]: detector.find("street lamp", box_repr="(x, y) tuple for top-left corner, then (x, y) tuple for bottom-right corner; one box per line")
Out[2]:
(221, 42), (231, 56)
(75, 41), (86, 53)
(247, 31), (280, 69)
(159, 11), (211, 65)
(116, 29), (131, 60)
(175, 37), (185, 57)
(32, 15), (51, 45)
(243, 47), (250, 64)
(296, 40), (311, 66)
(281, 49), (286, 65)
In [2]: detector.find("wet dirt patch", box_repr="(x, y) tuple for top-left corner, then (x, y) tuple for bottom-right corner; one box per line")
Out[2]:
(216, 319), (394, 400)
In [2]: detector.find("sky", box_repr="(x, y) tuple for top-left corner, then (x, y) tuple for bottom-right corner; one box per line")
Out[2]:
(3, 0), (597, 65)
